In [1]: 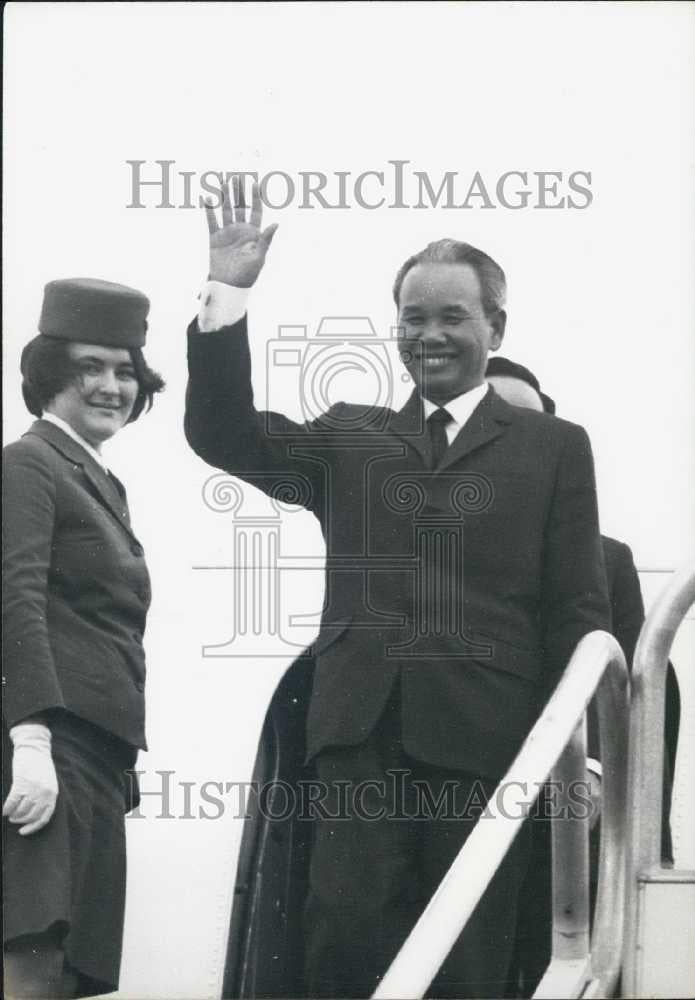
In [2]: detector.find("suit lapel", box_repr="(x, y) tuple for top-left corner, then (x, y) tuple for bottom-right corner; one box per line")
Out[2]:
(439, 387), (513, 470)
(387, 390), (430, 464)
(387, 387), (514, 469)
(26, 420), (142, 545)
(81, 462), (136, 535)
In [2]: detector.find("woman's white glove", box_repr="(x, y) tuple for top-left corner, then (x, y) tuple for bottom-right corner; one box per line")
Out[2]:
(3, 723), (58, 835)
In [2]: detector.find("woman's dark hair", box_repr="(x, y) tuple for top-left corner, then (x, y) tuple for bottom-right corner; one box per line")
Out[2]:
(20, 334), (165, 421)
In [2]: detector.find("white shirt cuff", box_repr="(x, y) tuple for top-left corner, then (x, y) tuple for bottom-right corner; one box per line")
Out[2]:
(586, 758), (602, 779)
(9, 722), (52, 748)
(197, 281), (250, 332)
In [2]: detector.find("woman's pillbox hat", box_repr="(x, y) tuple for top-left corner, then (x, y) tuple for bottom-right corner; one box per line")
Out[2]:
(39, 278), (150, 348)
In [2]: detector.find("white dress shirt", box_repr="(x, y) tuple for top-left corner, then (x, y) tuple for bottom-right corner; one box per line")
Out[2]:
(198, 281), (250, 332)
(421, 383), (489, 443)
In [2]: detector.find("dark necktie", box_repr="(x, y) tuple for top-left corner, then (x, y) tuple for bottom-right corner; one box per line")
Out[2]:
(427, 407), (453, 468)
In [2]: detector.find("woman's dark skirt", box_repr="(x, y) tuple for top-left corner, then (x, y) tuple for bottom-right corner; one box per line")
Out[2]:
(3, 713), (138, 995)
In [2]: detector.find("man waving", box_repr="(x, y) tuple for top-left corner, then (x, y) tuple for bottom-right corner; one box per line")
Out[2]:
(185, 177), (610, 998)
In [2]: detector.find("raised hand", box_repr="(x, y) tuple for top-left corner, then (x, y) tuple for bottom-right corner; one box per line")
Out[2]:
(205, 175), (278, 288)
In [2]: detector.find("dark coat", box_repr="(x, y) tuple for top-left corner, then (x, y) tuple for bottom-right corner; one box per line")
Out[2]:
(602, 535), (647, 668)
(601, 535), (678, 859)
(587, 536), (679, 840)
(601, 536), (680, 777)
(185, 319), (611, 781)
(2, 420), (150, 749)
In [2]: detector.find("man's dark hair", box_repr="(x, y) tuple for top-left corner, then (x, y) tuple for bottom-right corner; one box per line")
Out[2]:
(392, 238), (507, 316)
(485, 355), (556, 414)
(20, 334), (165, 422)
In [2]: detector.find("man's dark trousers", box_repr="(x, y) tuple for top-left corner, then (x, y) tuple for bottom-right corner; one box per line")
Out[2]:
(304, 682), (531, 999)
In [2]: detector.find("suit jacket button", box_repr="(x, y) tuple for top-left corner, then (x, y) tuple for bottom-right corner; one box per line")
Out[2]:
(135, 680), (145, 692)
(130, 542), (144, 557)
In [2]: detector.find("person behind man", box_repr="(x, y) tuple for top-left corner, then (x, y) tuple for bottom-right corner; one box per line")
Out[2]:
(184, 177), (611, 998)
(486, 354), (681, 996)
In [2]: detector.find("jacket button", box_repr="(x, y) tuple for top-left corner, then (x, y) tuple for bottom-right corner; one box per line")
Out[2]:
(134, 680), (145, 692)
(131, 543), (144, 557)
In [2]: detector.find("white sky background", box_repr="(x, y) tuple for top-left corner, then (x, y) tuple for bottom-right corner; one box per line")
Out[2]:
(3, 3), (695, 997)
(4, 1), (695, 563)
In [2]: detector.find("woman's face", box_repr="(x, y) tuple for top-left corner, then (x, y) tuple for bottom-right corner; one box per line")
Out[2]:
(46, 342), (139, 447)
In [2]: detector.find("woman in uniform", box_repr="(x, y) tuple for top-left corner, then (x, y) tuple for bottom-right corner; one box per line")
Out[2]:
(2, 278), (164, 998)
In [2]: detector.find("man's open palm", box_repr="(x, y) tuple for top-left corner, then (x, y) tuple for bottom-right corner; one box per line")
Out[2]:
(205, 175), (278, 288)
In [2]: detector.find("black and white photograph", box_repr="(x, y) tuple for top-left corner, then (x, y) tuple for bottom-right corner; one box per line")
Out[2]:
(3, 3), (694, 998)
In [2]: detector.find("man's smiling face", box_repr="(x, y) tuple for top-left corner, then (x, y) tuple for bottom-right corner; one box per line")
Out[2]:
(397, 262), (505, 405)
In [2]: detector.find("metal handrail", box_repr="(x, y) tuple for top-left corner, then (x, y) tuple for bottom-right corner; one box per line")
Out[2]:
(621, 560), (695, 997)
(537, 632), (630, 999)
(533, 716), (593, 1000)
(373, 631), (628, 999)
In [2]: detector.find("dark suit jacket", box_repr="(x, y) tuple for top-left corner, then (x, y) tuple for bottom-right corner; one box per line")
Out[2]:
(601, 534), (678, 860)
(602, 536), (680, 769)
(185, 318), (611, 781)
(602, 535), (645, 669)
(2, 420), (151, 749)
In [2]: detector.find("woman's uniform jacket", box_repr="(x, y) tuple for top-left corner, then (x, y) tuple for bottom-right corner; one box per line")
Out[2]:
(185, 316), (611, 782)
(2, 419), (150, 750)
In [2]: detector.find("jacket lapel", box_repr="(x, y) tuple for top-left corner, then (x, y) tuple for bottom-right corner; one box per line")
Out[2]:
(438, 386), (513, 470)
(387, 390), (430, 464)
(387, 387), (514, 469)
(26, 420), (142, 546)
(81, 463), (136, 534)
